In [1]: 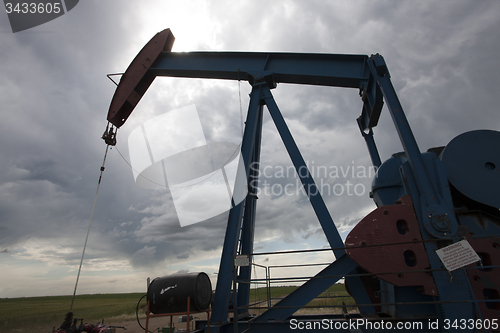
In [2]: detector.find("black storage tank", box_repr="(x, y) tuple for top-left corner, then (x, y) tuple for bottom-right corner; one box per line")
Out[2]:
(147, 272), (212, 314)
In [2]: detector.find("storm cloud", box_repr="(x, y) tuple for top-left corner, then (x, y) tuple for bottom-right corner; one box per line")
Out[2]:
(1, 0), (499, 297)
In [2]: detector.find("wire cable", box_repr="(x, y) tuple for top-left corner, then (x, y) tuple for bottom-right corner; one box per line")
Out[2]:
(69, 144), (111, 311)
(238, 69), (244, 137)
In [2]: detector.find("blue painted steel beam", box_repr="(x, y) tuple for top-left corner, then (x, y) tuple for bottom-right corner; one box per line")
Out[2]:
(366, 55), (441, 210)
(150, 51), (370, 88)
(237, 105), (264, 314)
(211, 84), (266, 326)
(357, 117), (382, 168)
(399, 158), (475, 327)
(366, 56), (473, 326)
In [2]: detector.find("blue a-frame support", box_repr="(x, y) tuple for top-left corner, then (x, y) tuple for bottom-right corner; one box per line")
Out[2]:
(210, 81), (377, 326)
(206, 57), (474, 330)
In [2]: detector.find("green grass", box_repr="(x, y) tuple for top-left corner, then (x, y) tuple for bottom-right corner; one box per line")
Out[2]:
(249, 285), (299, 302)
(0, 293), (145, 332)
(248, 284), (356, 314)
(0, 285), (355, 332)
(249, 283), (349, 301)
(307, 285), (357, 313)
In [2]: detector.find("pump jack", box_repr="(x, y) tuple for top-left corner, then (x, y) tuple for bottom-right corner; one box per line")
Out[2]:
(105, 29), (500, 332)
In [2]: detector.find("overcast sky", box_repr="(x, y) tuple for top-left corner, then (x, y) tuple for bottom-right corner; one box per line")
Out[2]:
(1, 0), (500, 299)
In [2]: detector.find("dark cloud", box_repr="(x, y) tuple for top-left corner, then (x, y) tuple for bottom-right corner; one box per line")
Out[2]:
(1, 0), (499, 297)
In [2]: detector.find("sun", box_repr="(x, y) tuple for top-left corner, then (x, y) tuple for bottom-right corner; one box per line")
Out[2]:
(136, 0), (219, 52)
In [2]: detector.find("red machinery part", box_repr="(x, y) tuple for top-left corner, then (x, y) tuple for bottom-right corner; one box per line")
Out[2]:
(345, 195), (437, 296)
(107, 28), (175, 128)
(459, 225), (500, 320)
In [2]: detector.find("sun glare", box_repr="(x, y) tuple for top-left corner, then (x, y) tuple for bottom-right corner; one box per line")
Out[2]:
(137, 0), (219, 52)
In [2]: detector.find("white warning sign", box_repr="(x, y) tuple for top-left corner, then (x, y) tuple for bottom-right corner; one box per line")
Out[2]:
(435, 240), (481, 271)
(235, 255), (250, 267)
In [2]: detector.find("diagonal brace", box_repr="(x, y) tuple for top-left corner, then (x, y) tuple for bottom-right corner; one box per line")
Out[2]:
(263, 87), (345, 258)
(253, 254), (357, 322)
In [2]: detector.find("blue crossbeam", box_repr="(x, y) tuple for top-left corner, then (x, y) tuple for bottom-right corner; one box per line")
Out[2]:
(150, 51), (369, 88)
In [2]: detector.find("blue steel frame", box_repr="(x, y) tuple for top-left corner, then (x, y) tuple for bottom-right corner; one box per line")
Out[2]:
(107, 30), (484, 332)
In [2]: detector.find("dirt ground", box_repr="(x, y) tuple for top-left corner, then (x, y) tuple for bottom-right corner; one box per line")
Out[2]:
(9, 314), (202, 333)
(107, 312), (210, 333)
(36, 306), (341, 332)
(107, 308), (345, 333)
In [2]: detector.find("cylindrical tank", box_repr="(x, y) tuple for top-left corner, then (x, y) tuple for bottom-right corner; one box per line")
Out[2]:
(147, 272), (212, 314)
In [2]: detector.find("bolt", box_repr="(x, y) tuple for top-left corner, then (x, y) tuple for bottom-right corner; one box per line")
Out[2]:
(431, 214), (451, 232)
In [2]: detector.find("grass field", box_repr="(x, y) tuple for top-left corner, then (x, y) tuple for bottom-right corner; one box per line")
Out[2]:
(247, 284), (356, 315)
(0, 293), (145, 332)
(0, 285), (354, 332)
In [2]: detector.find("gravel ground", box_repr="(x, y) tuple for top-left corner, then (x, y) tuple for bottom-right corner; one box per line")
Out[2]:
(108, 313), (209, 333)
